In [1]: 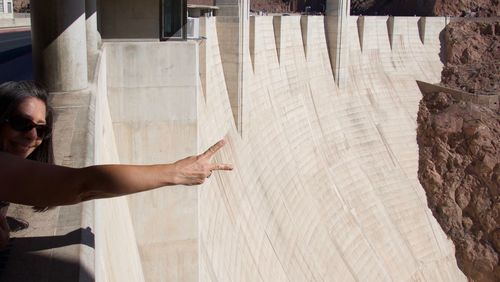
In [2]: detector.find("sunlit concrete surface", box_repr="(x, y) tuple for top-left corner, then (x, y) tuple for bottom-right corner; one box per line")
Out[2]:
(0, 18), (30, 28)
(94, 41), (200, 282)
(193, 15), (464, 281)
(2, 11), (467, 282)
(91, 15), (464, 281)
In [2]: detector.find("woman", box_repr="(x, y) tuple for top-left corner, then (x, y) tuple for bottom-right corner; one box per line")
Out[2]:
(0, 81), (233, 248)
(0, 81), (55, 213)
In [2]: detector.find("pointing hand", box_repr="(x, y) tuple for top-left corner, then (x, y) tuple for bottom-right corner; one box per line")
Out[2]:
(172, 139), (233, 185)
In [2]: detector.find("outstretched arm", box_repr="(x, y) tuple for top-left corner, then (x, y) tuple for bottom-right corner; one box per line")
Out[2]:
(0, 140), (233, 207)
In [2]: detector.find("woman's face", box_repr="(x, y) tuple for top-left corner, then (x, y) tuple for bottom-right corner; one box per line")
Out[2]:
(0, 97), (47, 158)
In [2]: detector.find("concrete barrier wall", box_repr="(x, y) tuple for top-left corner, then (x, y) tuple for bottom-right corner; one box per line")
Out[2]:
(93, 48), (145, 282)
(103, 41), (200, 281)
(0, 17), (29, 28)
(417, 80), (500, 110)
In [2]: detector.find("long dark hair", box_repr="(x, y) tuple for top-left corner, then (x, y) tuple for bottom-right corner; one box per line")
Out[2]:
(0, 81), (54, 164)
(0, 81), (54, 212)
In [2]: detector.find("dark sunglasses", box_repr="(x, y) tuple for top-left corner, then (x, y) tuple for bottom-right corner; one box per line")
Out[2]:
(4, 116), (51, 140)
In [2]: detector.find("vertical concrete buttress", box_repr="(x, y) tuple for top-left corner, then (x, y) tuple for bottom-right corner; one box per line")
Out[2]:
(85, 0), (99, 79)
(325, 0), (350, 90)
(31, 0), (88, 92)
(215, 0), (249, 136)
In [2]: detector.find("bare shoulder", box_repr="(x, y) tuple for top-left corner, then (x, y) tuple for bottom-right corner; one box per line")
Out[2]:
(0, 151), (81, 206)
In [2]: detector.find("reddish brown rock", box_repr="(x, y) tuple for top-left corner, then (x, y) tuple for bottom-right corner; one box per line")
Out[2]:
(13, 0), (30, 13)
(250, 0), (291, 13)
(417, 21), (499, 281)
(434, 0), (500, 16)
(350, 0), (499, 16)
(417, 92), (500, 282)
(441, 20), (500, 95)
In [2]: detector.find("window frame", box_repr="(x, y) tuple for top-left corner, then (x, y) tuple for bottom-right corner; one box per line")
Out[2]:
(160, 0), (187, 41)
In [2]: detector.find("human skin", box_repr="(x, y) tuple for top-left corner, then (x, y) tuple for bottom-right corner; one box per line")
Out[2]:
(0, 97), (45, 158)
(0, 144), (233, 206)
(0, 97), (47, 249)
(0, 97), (233, 247)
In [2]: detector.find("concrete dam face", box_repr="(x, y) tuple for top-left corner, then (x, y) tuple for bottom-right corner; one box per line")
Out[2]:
(88, 15), (466, 281)
(1, 4), (468, 281)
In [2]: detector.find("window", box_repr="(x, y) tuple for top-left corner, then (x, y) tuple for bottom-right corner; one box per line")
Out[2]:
(7, 1), (11, 13)
(161, 0), (187, 40)
(0, 1), (4, 13)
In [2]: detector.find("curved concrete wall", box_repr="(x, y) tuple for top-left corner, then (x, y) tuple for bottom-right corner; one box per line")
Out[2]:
(89, 15), (465, 281)
(195, 15), (465, 281)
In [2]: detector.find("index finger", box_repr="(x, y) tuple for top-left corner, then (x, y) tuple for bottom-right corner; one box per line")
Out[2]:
(209, 163), (234, 171)
(199, 139), (226, 160)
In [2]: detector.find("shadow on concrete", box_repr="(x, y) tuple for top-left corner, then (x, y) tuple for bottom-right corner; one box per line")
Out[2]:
(9, 227), (94, 253)
(31, 0), (95, 51)
(6, 217), (29, 232)
(0, 227), (94, 281)
(0, 252), (93, 282)
(86, 0), (97, 20)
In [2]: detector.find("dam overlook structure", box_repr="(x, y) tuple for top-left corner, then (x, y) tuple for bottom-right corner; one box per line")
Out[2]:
(2, 0), (468, 281)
